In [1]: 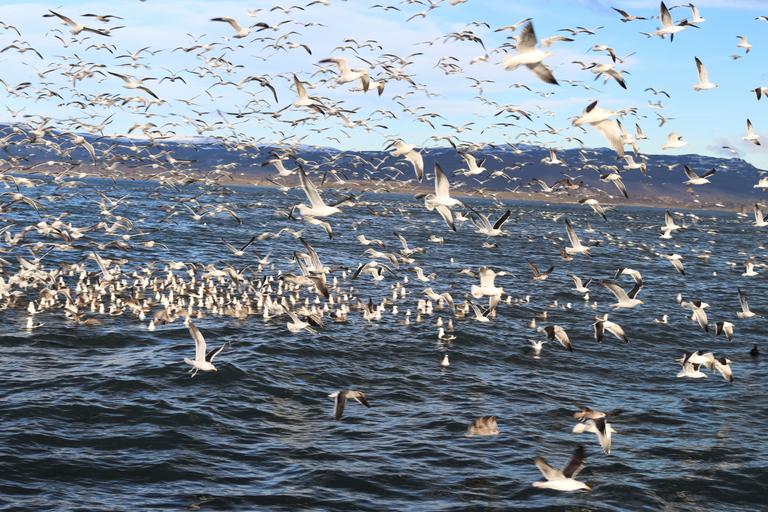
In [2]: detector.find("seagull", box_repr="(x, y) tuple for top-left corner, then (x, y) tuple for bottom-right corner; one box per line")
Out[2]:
(540, 325), (573, 351)
(572, 417), (616, 455)
(654, 1), (694, 41)
(223, 236), (256, 257)
(737, 35), (752, 53)
(742, 259), (758, 277)
(184, 322), (225, 377)
(715, 321), (734, 341)
(423, 163), (462, 231)
(503, 21), (558, 84)
(601, 280), (643, 309)
(683, 165), (715, 185)
(660, 210), (683, 239)
(693, 57), (717, 90)
(612, 7), (647, 22)
(328, 390), (370, 420)
(528, 261), (554, 281)
(466, 416), (500, 436)
(568, 274), (591, 293)
(530, 339), (546, 357)
(593, 314), (628, 343)
(737, 288), (756, 318)
(677, 360), (707, 379)
(578, 198), (607, 221)
(572, 100), (624, 157)
(387, 140), (423, 181)
(712, 356), (734, 382)
(108, 72), (159, 99)
(458, 151), (486, 176)
(564, 218), (590, 256)
(319, 56), (370, 92)
(291, 74), (324, 111)
(293, 166), (342, 218)
(47, 10), (110, 36)
(662, 132), (687, 150)
(599, 172), (629, 198)
(469, 208), (512, 236)
(664, 253), (685, 275)
(210, 16), (258, 38)
(533, 446), (590, 492)
(471, 267), (504, 299)
(744, 119), (760, 145)
(753, 204), (768, 227)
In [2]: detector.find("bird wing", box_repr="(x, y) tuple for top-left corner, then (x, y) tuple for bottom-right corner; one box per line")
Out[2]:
(527, 62), (558, 85)
(434, 162), (451, 198)
(683, 165), (698, 180)
(564, 218), (581, 248)
(479, 267), (495, 288)
(569, 274), (583, 288)
(293, 74), (307, 99)
(405, 150), (424, 181)
(692, 307), (708, 331)
(738, 288), (751, 313)
(435, 205), (456, 231)
(660, 2), (673, 27)
(49, 10), (76, 27)
(188, 322), (207, 363)
(601, 280), (630, 302)
(518, 22), (538, 51)
(593, 320), (605, 342)
(334, 392), (346, 420)
(664, 210), (674, 228)
(593, 119), (624, 157)
(212, 16), (242, 32)
(299, 166), (326, 208)
(562, 445), (586, 478)
(493, 209), (512, 230)
(695, 57), (709, 82)
(534, 456), (564, 481)
(206, 344), (225, 363)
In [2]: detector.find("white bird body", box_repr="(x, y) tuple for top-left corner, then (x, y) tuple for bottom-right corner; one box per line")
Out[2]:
(294, 167), (341, 218)
(693, 57), (717, 91)
(503, 22), (558, 84)
(184, 322), (224, 376)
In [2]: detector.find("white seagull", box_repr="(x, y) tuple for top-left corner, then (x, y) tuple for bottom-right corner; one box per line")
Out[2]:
(693, 57), (717, 91)
(184, 322), (225, 377)
(533, 446), (590, 492)
(503, 21), (558, 84)
(424, 163), (462, 231)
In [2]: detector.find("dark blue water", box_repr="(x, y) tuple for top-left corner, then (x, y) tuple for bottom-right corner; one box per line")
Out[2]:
(0, 178), (765, 511)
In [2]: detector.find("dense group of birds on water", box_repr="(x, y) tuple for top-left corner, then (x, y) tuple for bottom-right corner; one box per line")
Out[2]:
(0, 0), (767, 494)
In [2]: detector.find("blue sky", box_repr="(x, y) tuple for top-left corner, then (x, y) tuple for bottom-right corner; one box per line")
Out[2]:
(1, 0), (768, 167)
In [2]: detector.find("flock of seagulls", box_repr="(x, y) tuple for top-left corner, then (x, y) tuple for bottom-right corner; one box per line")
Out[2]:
(0, 0), (765, 496)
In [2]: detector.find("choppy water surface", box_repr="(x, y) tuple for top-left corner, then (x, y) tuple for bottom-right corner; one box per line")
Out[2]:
(1, 178), (765, 511)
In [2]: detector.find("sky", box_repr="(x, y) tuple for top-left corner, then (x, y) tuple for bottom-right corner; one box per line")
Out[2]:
(1, 0), (768, 167)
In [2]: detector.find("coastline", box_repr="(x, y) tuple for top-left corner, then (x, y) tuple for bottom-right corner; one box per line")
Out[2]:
(14, 167), (754, 214)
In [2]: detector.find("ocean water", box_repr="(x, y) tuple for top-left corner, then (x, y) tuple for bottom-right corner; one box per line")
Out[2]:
(0, 178), (765, 511)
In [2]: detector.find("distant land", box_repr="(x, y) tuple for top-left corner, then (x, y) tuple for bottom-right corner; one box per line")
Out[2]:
(4, 123), (767, 210)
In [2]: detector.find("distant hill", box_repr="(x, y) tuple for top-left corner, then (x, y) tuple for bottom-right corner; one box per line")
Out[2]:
(3, 122), (766, 208)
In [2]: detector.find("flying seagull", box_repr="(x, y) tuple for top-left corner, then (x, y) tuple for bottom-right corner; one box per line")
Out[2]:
(184, 322), (225, 377)
(533, 445), (590, 492)
(503, 21), (559, 84)
(328, 390), (370, 420)
(693, 57), (717, 91)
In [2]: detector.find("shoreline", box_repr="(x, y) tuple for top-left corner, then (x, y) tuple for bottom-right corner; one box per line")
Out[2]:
(12, 168), (755, 214)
